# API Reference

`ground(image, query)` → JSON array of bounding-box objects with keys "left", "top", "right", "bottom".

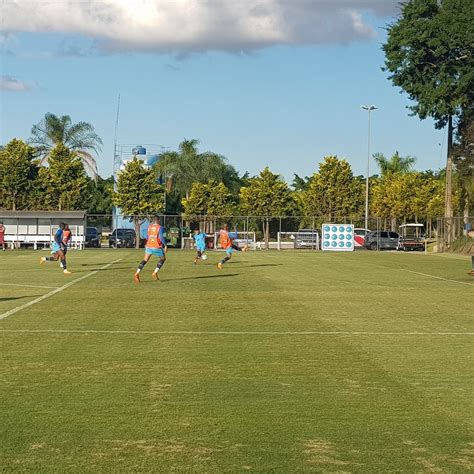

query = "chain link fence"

[{"left": 3, "top": 211, "right": 470, "bottom": 253}]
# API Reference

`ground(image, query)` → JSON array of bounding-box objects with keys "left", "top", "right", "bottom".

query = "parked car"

[
  {"left": 397, "top": 223, "right": 425, "bottom": 251},
  {"left": 85, "top": 227, "right": 101, "bottom": 248},
  {"left": 364, "top": 231, "right": 400, "bottom": 250},
  {"left": 294, "top": 229, "right": 320, "bottom": 249},
  {"left": 108, "top": 228, "right": 136, "bottom": 248},
  {"left": 354, "top": 228, "right": 371, "bottom": 247}
]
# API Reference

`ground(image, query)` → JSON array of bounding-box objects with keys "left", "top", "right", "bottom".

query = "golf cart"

[{"left": 397, "top": 223, "right": 425, "bottom": 251}]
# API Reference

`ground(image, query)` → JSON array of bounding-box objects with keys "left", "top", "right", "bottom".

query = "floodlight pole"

[{"left": 361, "top": 105, "right": 377, "bottom": 230}]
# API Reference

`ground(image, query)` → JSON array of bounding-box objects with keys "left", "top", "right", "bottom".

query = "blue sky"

[{"left": 1, "top": 1, "right": 447, "bottom": 183}]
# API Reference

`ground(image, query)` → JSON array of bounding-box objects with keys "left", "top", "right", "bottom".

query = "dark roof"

[{"left": 0, "top": 210, "right": 86, "bottom": 219}]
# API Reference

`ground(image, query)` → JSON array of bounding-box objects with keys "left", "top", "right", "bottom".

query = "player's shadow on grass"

[
  {"left": 246, "top": 263, "right": 283, "bottom": 268},
  {"left": 165, "top": 273, "right": 239, "bottom": 282},
  {"left": 0, "top": 295, "right": 41, "bottom": 301},
  {"left": 73, "top": 266, "right": 133, "bottom": 273}
]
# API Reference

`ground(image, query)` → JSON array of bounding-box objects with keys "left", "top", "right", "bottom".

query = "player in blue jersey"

[
  {"left": 192, "top": 228, "right": 208, "bottom": 264},
  {"left": 40, "top": 222, "right": 71, "bottom": 274}
]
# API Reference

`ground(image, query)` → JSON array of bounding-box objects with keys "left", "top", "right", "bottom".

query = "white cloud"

[
  {"left": 0, "top": 75, "right": 36, "bottom": 91},
  {"left": 2, "top": 0, "right": 398, "bottom": 54}
]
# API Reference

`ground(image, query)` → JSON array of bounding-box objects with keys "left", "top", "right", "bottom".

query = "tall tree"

[
  {"left": 371, "top": 172, "right": 447, "bottom": 230},
  {"left": 0, "top": 139, "right": 38, "bottom": 211},
  {"left": 383, "top": 0, "right": 474, "bottom": 220},
  {"left": 373, "top": 151, "right": 417, "bottom": 176},
  {"left": 154, "top": 139, "right": 241, "bottom": 209},
  {"left": 36, "top": 144, "right": 89, "bottom": 211},
  {"left": 84, "top": 176, "right": 115, "bottom": 215},
  {"left": 30, "top": 113, "right": 102, "bottom": 178},
  {"left": 182, "top": 181, "right": 235, "bottom": 233},
  {"left": 303, "top": 156, "right": 363, "bottom": 220},
  {"left": 239, "top": 167, "right": 294, "bottom": 249},
  {"left": 453, "top": 106, "right": 474, "bottom": 217},
  {"left": 114, "top": 157, "right": 165, "bottom": 248}
]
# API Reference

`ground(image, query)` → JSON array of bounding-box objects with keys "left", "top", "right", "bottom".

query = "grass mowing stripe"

[
  {"left": 0, "top": 258, "right": 122, "bottom": 320},
  {"left": 400, "top": 268, "right": 474, "bottom": 286},
  {"left": 1, "top": 329, "right": 473, "bottom": 335}
]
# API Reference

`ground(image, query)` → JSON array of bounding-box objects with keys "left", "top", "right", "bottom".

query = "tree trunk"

[
  {"left": 134, "top": 217, "right": 140, "bottom": 249},
  {"left": 445, "top": 115, "right": 454, "bottom": 244},
  {"left": 265, "top": 219, "right": 270, "bottom": 250}
]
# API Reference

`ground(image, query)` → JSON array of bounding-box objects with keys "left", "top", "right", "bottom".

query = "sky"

[{"left": 0, "top": 0, "right": 448, "bottom": 183}]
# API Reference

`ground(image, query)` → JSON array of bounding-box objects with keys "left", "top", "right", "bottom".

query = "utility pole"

[{"left": 361, "top": 105, "right": 378, "bottom": 230}]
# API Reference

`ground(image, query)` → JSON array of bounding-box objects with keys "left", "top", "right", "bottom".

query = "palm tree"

[
  {"left": 29, "top": 113, "right": 102, "bottom": 178},
  {"left": 154, "top": 139, "right": 240, "bottom": 200},
  {"left": 373, "top": 151, "right": 416, "bottom": 176}
]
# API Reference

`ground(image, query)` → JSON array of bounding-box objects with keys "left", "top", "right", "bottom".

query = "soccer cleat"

[
  {"left": 134, "top": 272, "right": 140, "bottom": 283},
  {"left": 63, "top": 269, "right": 72, "bottom": 275},
  {"left": 40, "top": 256, "right": 46, "bottom": 265},
  {"left": 217, "top": 262, "right": 223, "bottom": 270},
  {"left": 243, "top": 244, "right": 250, "bottom": 252},
  {"left": 151, "top": 271, "right": 159, "bottom": 281}
]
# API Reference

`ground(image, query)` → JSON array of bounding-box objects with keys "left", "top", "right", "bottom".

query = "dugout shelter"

[{"left": 0, "top": 210, "right": 86, "bottom": 249}]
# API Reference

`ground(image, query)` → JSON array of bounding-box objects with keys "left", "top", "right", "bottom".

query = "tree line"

[{"left": 0, "top": 133, "right": 467, "bottom": 229}]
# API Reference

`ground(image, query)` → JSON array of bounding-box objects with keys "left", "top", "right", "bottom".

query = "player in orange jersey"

[
  {"left": 217, "top": 224, "right": 248, "bottom": 269},
  {"left": 134, "top": 216, "right": 167, "bottom": 283}
]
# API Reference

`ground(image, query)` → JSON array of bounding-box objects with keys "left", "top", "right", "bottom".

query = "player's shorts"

[
  {"left": 196, "top": 246, "right": 206, "bottom": 253},
  {"left": 145, "top": 247, "right": 165, "bottom": 257},
  {"left": 225, "top": 247, "right": 233, "bottom": 256},
  {"left": 51, "top": 242, "right": 61, "bottom": 253}
]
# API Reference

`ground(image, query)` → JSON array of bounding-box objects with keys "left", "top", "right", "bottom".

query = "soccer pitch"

[{"left": 1, "top": 250, "right": 473, "bottom": 472}]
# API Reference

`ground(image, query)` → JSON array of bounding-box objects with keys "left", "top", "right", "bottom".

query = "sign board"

[{"left": 322, "top": 224, "right": 354, "bottom": 251}]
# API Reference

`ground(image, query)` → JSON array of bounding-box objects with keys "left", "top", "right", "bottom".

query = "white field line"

[
  {"left": 400, "top": 269, "right": 474, "bottom": 287},
  {"left": 0, "top": 259, "right": 122, "bottom": 321},
  {"left": 0, "top": 283, "right": 60, "bottom": 289},
  {"left": 1, "top": 329, "right": 473, "bottom": 336}
]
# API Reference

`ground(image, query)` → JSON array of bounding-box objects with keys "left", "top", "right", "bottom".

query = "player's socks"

[{"left": 137, "top": 260, "right": 147, "bottom": 271}]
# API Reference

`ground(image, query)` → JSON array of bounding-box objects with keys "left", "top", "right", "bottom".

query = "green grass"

[{"left": 1, "top": 249, "right": 473, "bottom": 472}]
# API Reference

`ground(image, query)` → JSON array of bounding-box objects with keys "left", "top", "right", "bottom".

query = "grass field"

[{"left": 1, "top": 249, "right": 473, "bottom": 472}]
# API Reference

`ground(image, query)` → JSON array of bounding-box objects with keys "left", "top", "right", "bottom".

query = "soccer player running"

[
  {"left": 217, "top": 224, "right": 248, "bottom": 269},
  {"left": 192, "top": 228, "right": 208, "bottom": 264},
  {"left": 134, "top": 215, "right": 167, "bottom": 283},
  {"left": 40, "top": 222, "right": 72, "bottom": 274},
  {"left": 60, "top": 224, "right": 72, "bottom": 268}
]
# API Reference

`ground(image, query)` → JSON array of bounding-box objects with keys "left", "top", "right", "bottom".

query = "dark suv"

[
  {"left": 109, "top": 228, "right": 136, "bottom": 248},
  {"left": 85, "top": 227, "right": 101, "bottom": 248},
  {"left": 364, "top": 231, "right": 399, "bottom": 250}
]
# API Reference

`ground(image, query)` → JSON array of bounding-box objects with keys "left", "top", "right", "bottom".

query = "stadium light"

[{"left": 361, "top": 105, "right": 378, "bottom": 230}]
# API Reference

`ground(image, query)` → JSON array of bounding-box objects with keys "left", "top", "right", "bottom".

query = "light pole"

[{"left": 361, "top": 105, "right": 377, "bottom": 230}]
